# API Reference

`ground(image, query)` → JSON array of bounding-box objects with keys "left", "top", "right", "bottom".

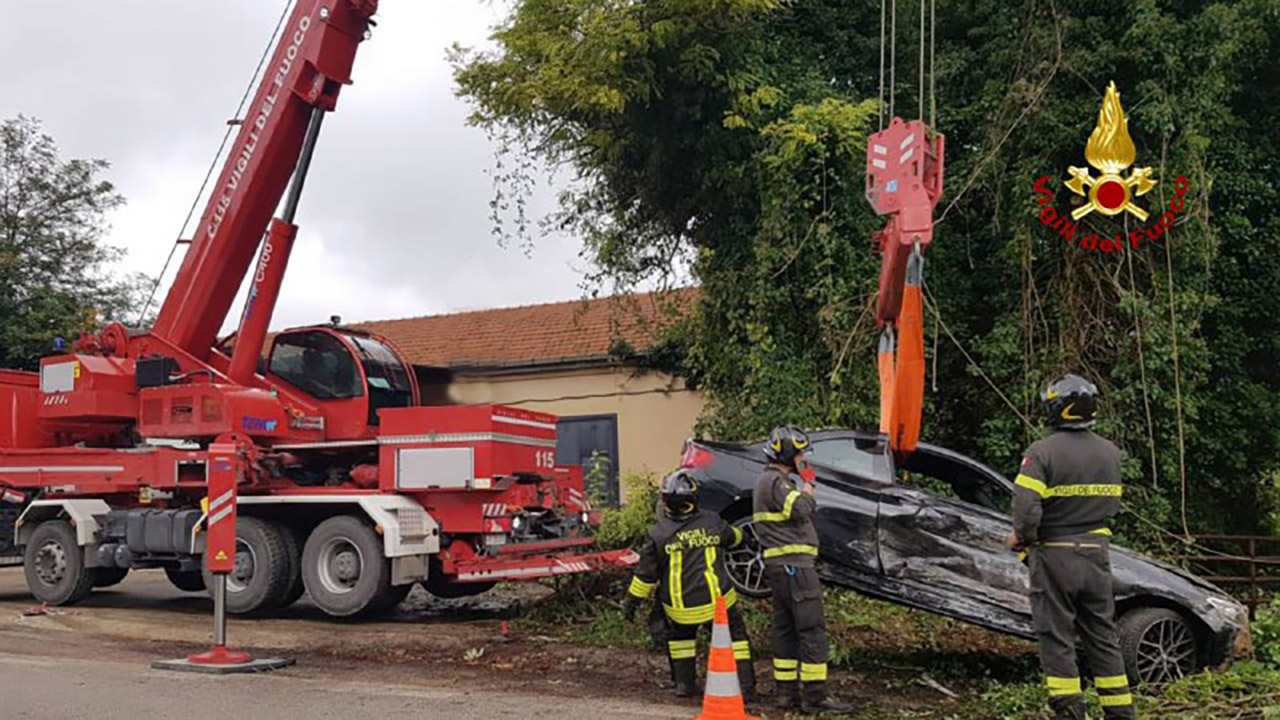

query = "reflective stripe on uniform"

[
  {"left": 1046, "top": 676, "right": 1082, "bottom": 696},
  {"left": 1015, "top": 474, "right": 1047, "bottom": 496},
  {"left": 663, "top": 589, "right": 738, "bottom": 624},
  {"left": 628, "top": 576, "right": 656, "bottom": 599},
  {"left": 1100, "top": 693, "right": 1134, "bottom": 707},
  {"left": 732, "top": 640, "right": 751, "bottom": 660},
  {"left": 1089, "top": 528, "right": 1113, "bottom": 536},
  {"left": 773, "top": 658, "right": 798, "bottom": 682},
  {"left": 669, "top": 549, "right": 684, "bottom": 610},
  {"left": 754, "top": 490, "right": 802, "bottom": 523},
  {"left": 667, "top": 639, "right": 697, "bottom": 659},
  {"left": 1015, "top": 476, "right": 1122, "bottom": 499},
  {"left": 763, "top": 544, "right": 818, "bottom": 558},
  {"left": 800, "top": 663, "right": 828, "bottom": 682},
  {"left": 704, "top": 547, "right": 722, "bottom": 601},
  {"left": 1095, "top": 675, "right": 1129, "bottom": 690}
]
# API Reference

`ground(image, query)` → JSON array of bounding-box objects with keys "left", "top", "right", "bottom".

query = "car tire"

[
  {"left": 24, "top": 520, "right": 95, "bottom": 606},
  {"left": 276, "top": 522, "right": 306, "bottom": 608},
  {"left": 1118, "top": 606, "right": 1200, "bottom": 685},
  {"left": 723, "top": 516, "right": 771, "bottom": 599},
  {"left": 93, "top": 567, "right": 130, "bottom": 588},
  {"left": 203, "top": 516, "right": 292, "bottom": 614},
  {"left": 165, "top": 568, "right": 207, "bottom": 592},
  {"left": 301, "top": 515, "right": 391, "bottom": 617}
]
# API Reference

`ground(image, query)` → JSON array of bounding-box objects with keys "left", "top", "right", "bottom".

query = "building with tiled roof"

[{"left": 352, "top": 288, "right": 701, "bottom": 503}]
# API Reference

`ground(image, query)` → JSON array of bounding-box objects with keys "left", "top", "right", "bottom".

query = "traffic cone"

[{"left": 693, "top": 595, "right": 759, "bottom": 720}]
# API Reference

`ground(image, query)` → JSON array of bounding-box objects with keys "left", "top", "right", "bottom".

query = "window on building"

[{"left": 556, "top": 414, "right": 620, "bottom": 506}]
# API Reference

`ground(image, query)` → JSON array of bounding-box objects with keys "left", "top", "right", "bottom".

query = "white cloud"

[{"left": 0, "top": 1, "right": 589, "bottom": 334}]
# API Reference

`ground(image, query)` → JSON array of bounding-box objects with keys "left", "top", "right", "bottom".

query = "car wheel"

[
  {"left": 1119, "top": 607, "right": 1200, "bottom": 685},
  {"left": 93, "top": 567, "right": 129, "bottom": 588},
  {"left": 724, "top": 516, "right": 770, "bottom": 599},
  {"left": 23, "top": 520, "right": 95, "bottom": 605}
]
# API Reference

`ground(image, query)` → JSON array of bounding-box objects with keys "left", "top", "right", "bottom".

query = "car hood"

[{"left": 1111, "top": 546, "right": 1250, "bottom": 637}]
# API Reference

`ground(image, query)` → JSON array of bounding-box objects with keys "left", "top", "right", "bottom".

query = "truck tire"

[
  {"left": 165, "top": 568, "right": 206, "bottom": 592},
  {"left": 93, "top": 567, "right": 129, "bottom": 588},
  {"left": 23, "top": 520, "right": 95, "bottom": 606},
  {"left": 301, "top": 515, "right": 391, "bottom": 617},
  {"left": 423, "top": 555, "right": 496, "bottom": 599},
  {"left": 203, "top": 516, "right": 292, "bottom": 614},
  {"left": 1118, "top": 606, "right": 1200, "bottom": 685},
  {"left": 276, "top": 523, "right": 306, "bottom": 608},
  {"left": 369, "top": 581, "right": 413, "bottom": 613}
]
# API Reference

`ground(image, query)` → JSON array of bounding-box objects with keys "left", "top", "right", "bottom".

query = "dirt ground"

[{"left": 0, "top": 568, "right": 1027, "bottom": 719}]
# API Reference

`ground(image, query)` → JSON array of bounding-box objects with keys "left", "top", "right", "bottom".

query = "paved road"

[{"left": 0, "top": 650, "right": 688, "bottom": 719}]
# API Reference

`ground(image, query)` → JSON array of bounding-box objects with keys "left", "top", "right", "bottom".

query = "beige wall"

[{"left": 446, "top": 365, "right": 704, "bottom": 501}]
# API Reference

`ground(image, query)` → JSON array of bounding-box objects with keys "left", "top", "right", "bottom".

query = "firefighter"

[
  {"left": 622, "top": 471, "right": 756, "bottom": 700},
  {"left": 754, "top": 426, "right": 853, "bottom": 714},
  {"left": 1008, "top": 374, "right": 1136, "bottom": 720}
]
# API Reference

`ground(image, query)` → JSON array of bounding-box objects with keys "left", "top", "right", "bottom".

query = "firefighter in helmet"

[
  {"left": 623, "top": 471, "right": 756, "bottom": 700},
  {"left": 754, "top": 426, "right": 853, "bottom": 714},
  {"left": 1008, "top": 374, "right": 1135, "bottom": 720}
]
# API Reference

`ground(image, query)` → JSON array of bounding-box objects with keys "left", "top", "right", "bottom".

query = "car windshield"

[{"left": 807, "top": 436, "right": 895, "bottom": 483}]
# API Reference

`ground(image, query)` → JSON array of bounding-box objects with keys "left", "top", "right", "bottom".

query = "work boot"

[
  {"left": 1050, "top": 696, "right": 1087, "bottom": 720},
  {"left": 773, "top": 680, "right": 802, "bottom": 709},
  {"left": 801, "top": 682, "right": 856, "bottom": 715},
  {"left": 671, "top": 658, "right": 699, "bottom": 698}
]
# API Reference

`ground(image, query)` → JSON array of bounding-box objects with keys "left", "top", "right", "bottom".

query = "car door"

[
  {"left": 805, "top": 434, "right": 892, "bottom": 575},
  {"left": 875, "top": 446, "right": 1032, "bottom": 633}
]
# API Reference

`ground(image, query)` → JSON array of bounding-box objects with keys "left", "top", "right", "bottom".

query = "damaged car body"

[{"left": 678, "top": 430, "right": 1251, "bottom": 685}]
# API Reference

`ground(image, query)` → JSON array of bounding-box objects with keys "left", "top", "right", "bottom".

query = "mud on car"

[{"left": 678, "top": 430, "right": 1251, "bottom": 685}]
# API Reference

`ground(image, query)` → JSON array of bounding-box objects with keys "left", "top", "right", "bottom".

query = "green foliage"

[
  {"left": 592, "top": 472, "right": 660, "bottom": 548},
  {"left": 1256, "top": 597, "right": 1280, "bottom": 668},
  {"left": 457, "top": 0, "right": 1280, "bottom": 536},
  {"left": 0, "top": 116, "right": 149, "bottom": 370}
]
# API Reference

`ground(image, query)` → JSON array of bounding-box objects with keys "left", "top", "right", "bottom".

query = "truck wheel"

[
  {"left": 369, "top": 581, "right": 413, "bottom": 613},
  {"left": 1119, "top": 606, "right": 1200, "bottom": 685},
  {"left": 93, "top": 567, "right": 129, "bottom": 588},
  {"left": 301, "top": 515, "right": 391, "bottom": 617},
  {"left": 276, "top": 523, "right": 306, "bottom": 608},
  {"left": 23, "top": 520, "right": 95, "bottom": 605},
  {"left": 203, "top": 516, "right": 292, "bottom": 614},
  {"left": 165, "top": 568, "right": 206, "bottom": 592}
]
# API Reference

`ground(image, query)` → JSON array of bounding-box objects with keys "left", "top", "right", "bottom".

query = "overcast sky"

[{"left": 1, "top": 1, "right": 592, "bottom": 331}]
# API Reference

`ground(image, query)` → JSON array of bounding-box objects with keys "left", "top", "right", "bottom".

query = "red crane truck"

[{"left": 0, "top": 0, "right": 635, "bottom": 617}]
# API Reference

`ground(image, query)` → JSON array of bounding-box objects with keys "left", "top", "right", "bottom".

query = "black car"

[{"left": 678, "top": 430, "right": 1251, "bottom": 685}]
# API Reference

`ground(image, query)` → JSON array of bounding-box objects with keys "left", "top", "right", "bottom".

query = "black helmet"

[
  {"left": 661, "top": 471, "right": 699, "bottom": 519},
  {"left": 764, "top": 425, "right": 810, "bottom": 467},
  {"left": 1042, "top": 374, "right": 1098, "bottom": 429}
]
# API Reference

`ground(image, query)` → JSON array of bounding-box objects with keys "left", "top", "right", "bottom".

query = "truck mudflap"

[{"left": 450, "top": 547, "right": 638, "bottom": 583}]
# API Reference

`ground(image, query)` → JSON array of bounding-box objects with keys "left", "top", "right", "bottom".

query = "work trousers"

[
  {"left": 766, "top": 564, "right": 830, "bottom": 705},
  {"left": 1030, "top": 538, "right": 1135, "bottom": 720},
  {"left": 665, "top": 605, "right": 755, "bottom": 697}
]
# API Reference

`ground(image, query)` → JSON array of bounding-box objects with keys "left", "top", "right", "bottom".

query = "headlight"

[
  {"left": 1205, "top": 595, "right": 1249, "bottom": 629},
  {"left": 581, "top": 511, "right": 591, "bottom": 525},
  {"left": 511, "top": 516, "right": 524, "bottom": 531}
]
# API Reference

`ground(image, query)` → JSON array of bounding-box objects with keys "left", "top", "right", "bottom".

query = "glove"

[{"left": 621, "top": 595, "right": 640, "bottom": 622}]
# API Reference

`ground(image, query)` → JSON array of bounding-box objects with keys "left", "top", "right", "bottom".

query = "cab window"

[{"left": 269, "top": 331, "right": 363, "bottom": 400}]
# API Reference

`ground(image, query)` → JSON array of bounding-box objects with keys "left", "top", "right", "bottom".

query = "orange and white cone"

[{"left": 693, "top": 595, "right": 759, "bottom": 720}]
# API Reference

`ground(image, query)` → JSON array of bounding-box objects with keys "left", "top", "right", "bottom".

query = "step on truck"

[{"left": 0, "top": 0, "right": 635, "bottom": 617}]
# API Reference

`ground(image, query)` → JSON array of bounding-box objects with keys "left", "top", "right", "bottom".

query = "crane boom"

[{"left": 153, "top": 0, "right": 377, "bottom": 359}]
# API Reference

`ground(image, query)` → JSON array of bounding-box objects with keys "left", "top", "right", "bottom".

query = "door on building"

[{"left": 556, "top": 414, "right": 620, "bottom": 506}]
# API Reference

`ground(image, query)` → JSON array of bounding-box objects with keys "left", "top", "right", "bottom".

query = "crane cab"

[{"left": 264, "top": 326, "right": 419, "bottom": 440}]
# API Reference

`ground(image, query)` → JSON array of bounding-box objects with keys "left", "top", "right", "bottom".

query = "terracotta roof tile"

[{"left": 352, "top": 288, "right": 696, "bottom": 369}]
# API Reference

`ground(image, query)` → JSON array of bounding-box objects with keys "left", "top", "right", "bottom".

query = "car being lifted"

[{"left": 678, "top": 430, "right": 1252, "bottom": 686}]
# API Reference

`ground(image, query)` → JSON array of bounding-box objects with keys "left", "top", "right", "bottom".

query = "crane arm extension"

[
  {"left": 152, "top": 0, "right": 378, "bottom": 360},
  {"left": 864, "top": 118, "right": 944, "bottom": 455}
]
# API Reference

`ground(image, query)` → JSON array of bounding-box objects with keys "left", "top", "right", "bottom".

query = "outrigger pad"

[{"left": 151, "top": 656, "right": 295, "bottom": 675}]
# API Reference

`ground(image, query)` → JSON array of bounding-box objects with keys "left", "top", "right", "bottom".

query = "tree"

[
  {"left": 0, "top": 115, "right": 147, "bottom": 370},
  {"left": 455, "top": 0, "right": 1280, "bottom": 535}
]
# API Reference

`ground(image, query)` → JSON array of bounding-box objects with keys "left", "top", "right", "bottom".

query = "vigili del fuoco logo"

[{"left": 1031, "top": 81, "right": 1188, "bottom": 252}]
